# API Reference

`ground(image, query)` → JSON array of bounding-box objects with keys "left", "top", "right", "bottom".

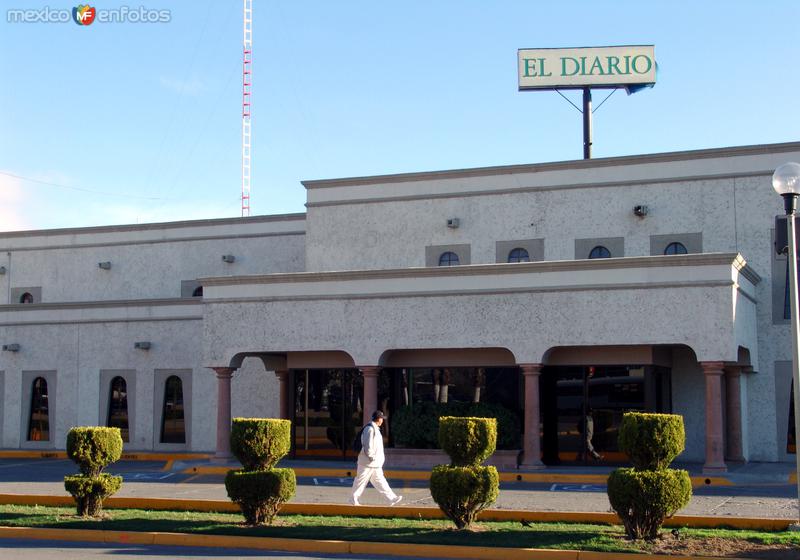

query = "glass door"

[{"left": 292, "top": 369, "right": 361, "bottom": 459}]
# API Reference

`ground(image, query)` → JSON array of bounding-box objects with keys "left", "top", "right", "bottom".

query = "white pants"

[{"left": 351, "top": 464, "right": 398, "bottom": 503}]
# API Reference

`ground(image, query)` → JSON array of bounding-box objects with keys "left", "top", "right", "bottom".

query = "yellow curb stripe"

[
  {"left": 161, "top": 459, "right": 174, "bottom": 471},
  {"left": 0, "top": 451, "right": 211, "bottom": 461},
  {"left": 0, "top": 525, "right": 737, "bottom": 560},
  {"left": 0, "top": 493, "right": 792, "bottom": 531}
]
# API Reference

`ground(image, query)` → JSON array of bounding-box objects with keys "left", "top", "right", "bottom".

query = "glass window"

[
  {"left": 20, "top": 292, "right": 33, "bottom": 304},
  {"left": 664, "top": 242, "right": 688, "bottom": 255},
  {"left": 107, "top": 376, "right": 129, "bottom": 442},
  {"left": 588, "top": 246, "right": 611, "bottom": 259},
  {"left": 161, "top": 375, "right": 185, "bottom": 444},
  {"left": 438, "top": 252, "right": 460, "bottom": 266},
  {"left": 507, "top": 248, "right": 530, "bottom": 263},
  {"left": 28, "top": 377, "right": 49, "bottom": 441},
  {"left": 192, "top": 286, "right": 203, "bottom": 297}
]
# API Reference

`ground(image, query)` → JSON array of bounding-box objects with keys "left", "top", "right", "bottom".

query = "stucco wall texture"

[{"left": 1, "top": 142, "right": 799, "bottom": 462}]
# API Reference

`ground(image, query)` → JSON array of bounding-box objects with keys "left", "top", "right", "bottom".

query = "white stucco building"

[{"left": 1, "top": 141, "right": 799, "bottom": 472}]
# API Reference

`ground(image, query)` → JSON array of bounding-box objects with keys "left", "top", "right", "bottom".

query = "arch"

[
  {"left": 28, "top": 377, "right": 49, "bottom": 441},
  {"left": 588, "top": 246, "right": 611, "bottom": 259},
  {"left": 507, "top": 247, "right": 530, "bottom": 263},
  {"left": 438, "top": 251, "right": 460, "bottom": 266},
  {"left": 379, "top": 347, "right": 517, "bottom": 368},
  {"left": 664, "top": 242, "right": 688, "bottom": 255},
  {"left": 160, "top": 375, "right": 185, "bottom": 444},
  {"left": 20, "top": 292, "right": 33, "bottom": 304},
  {"left": 541, "top": 344, "right": 698, "bottom": 367},
  {"left": 107, "top": 376, "right": 129, "bottom": 442},
  {"left": 192, "top": 286, "right": 203, "bottom": 297}
]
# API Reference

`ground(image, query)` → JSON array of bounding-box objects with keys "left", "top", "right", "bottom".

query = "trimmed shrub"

[
  {"left": 607, "top": 468, "right": 692, "bottom": 540},
  {"left": 230, "top": 418, "right": 291, "bottom": 470},
  {"left": 392, "top": 401, "right": 521, "bottom": 450},
  {"left": 64, "top": 473, "right": 122, "bottom": 517},
  {"left": 225, "top": 468, "right": 296, "bottom": 525},
  {"left": 66, "top": 426, "right": 123, "bottom": 477},
  {"left": 607, "top": 412, "right": 692, "bottom": 540},
  {"left": 63, "top": 426, "right": 123, "bottom": 517},
  {"left": 438, "top": 416, "right": 497, "bottom": 467},
  {"left": 430, "top": 416, "right": 499, "bottom": 530},
  {"left": 430, "top": 465, "right": 499, "bottom": 529},
  {"left": 226, "top": 417, "right": 296, "bottom": 525},
  {"left": 618, "top": 412, "right": 685, "bottom": 470}
]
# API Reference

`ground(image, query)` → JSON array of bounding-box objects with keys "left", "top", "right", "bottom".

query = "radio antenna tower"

[{"left": 241, "top": 0, "right": 252, "bottom": 217}]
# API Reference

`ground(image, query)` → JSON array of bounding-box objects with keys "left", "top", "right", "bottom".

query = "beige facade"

[{"left": 1, "top": 142, "right": 799, "bottom": 470}]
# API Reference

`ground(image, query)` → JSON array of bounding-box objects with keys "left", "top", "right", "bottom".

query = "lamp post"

[{"left": 773, "top": 162, "right": 800, "bottom": 526}]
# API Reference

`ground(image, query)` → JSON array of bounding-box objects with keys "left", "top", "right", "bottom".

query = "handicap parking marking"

[
  {"left": 312, "top": 477, "right": 352, "bottom": 486},
  {"left": 122, "top": 472, "right": 176, "bottom": 481},
  {"left": 549, "top": 483, "right": 606, "bottom": 492}
]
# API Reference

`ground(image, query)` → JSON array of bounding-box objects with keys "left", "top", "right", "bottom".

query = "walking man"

[{"left": 350, "top": 410, "right": 403, "bottom": 506}]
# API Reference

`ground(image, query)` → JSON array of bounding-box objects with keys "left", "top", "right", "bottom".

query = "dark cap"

[{"left": 371, "top": 410, "right": 386, "bottom": 421}]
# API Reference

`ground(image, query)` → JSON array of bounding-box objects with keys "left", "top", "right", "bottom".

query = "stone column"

[
  {"left": 701, "top": 361, "right": 727, "bottom": 473},
  {"left": 724, "top": 366, "right": 745, "bottom": 462},
  {"left": 210, "top": 367, "right": 236, "bottom": 461},
  {"left": 520, "top": 364, "right": 544, "bottom": 469},
  {"left": 360, "top": 367, "right": 380, "bottom": 426},
  {"left": 275, "top": 370, "right": 290, "bottom": 420}
]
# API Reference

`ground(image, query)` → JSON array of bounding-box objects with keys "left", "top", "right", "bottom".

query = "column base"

[
  {"left": 211, "top": 453, "right": 233, "bottom": 464},
  {"left": 702, "top": 464, "right": 728, "bottom": 474},
  {"left": 518, "top": 461, "right": 546, "bottom": 471}
]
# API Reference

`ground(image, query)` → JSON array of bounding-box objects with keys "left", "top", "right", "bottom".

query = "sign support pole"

[{"left": 582, "top": 87, "right": 592, "bottom": 159}]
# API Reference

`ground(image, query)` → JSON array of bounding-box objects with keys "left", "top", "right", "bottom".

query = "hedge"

[{"left": 230, "top": 418, "right": 291, "bottom": 471}]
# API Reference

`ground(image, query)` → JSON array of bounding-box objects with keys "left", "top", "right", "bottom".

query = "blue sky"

[{"left": 1, "top": 1, "right": 799, "bottom": 231}]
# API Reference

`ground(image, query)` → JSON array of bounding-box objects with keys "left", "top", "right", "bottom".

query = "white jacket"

[{"left": 357, "top": 421, "right": 385, "bottom": 468}]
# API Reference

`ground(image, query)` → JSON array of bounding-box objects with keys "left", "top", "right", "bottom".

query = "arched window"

[
  {"left": 507, "top": 247, "right": 530, "bottom": 263},
  {"left": 28, "top": 377, "right": 49, "bottom": 441},
  {"left": 161, "top": 375, "right": 185, "bottom": 444},
  {"left": 192, "top": 286, "right": 203, "bottom": 297},
  {"left": 588, "top": 246, "right": 611, "bottom": 259},
  {"left": 20, "top": 292, "right": 33, "bottom": 304},
  {"left": 438, "top": 251, "right": 460, "bottom": 266},
  {"left": 107, "top": 376, "right": 129, "bottom": 442},
  {"left": 664, "top": 242, "right": 688, "bottom": 255}
]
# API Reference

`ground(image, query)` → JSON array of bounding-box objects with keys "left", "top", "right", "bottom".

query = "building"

[{"left": 1, "top": 141, "right": 798, "bottom": 472}]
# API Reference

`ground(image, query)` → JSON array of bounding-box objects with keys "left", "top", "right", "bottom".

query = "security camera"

[{"left": 633, "top": 205, "right": 648, "bottom": 218}]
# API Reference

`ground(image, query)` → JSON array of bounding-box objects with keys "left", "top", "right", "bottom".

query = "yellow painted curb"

[
  {"left": 0, "top": 450, "right": 211, "bottom": 461},
  {"left": 0, "top": 493, "right": 791, "bottom": 531},
  {"left": 0, "top": 526, "right": 736, "bottom": 560}
]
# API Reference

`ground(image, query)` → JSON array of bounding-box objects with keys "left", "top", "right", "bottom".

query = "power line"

[{"left": 0, "top": 171, "right": 173, "bottom": 201}]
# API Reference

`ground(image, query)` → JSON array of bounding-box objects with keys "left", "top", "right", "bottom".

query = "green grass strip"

[{"left": 0, "top": 505, "right": 798, "bottom": 553}]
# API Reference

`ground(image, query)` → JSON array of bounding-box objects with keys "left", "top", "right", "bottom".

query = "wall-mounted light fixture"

[
  {"left": 633, "top": 205, "right": 649, "bottom": 218},
  {"left": 446, "top": 218, "right": 460, "bottom": 229},
  {"left": 98, "top": 261, "right": 112, "bottom": 270},
  {"left": 134, "top": 341, "right": 151, "bottom": 350},
  {"left": 0, "top": 266, "right": 6, "bottom": 275},
  {"left": 2, "top": 344, "right": 20, "bottom": 352},
  {"left": 221, "top": 254, "right": 236, "bottom": 263}
]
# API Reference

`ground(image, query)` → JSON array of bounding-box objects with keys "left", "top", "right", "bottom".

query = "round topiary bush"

[
  {"left": 66, "top": 426, "right": 123, "bottom": 477},
  {"left": 438, "top": 416, "right": 497, "bottom": 467},
  {"left": 607, "top": 468, "right": 692, "bottom": 540},
  {"left": 430, "top": 416, "right": 499, "bottom": 530},
  {"left": 226, "top": 417, "right": 296, "bottom": 525},
  {"left": 64, "top": 426, "right": 124, "bottom": 517},
  {"left": 230, "top": 418, "right": 291, "bottom": 471},
  {"left": 618, "top": 412, "right": 685, "bottom": 470},
  {"left": 64, "top": 473, "right": 123, "bottom": 517},
  {"left": 430, "top": 464, "right": 499, "bottom": 529},
  {"left": 225, "top": 468, "right": 297, "bottom": 525}
]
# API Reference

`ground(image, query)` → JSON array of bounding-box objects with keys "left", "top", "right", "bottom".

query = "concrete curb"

[
  {"left": 0, "top": 493, "right": 791, "bottom": 531},
  {"left": 0, "top": 525, "right": 738, "bottom": 560}
]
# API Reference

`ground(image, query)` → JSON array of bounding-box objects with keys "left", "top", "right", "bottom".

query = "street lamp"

[{"left": 773, "top": 161, "right": 800, "bottom": 527}]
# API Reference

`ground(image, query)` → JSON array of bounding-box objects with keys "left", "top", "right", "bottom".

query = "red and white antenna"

[{"left": 241, "top": 0, "right": 252, "bottom": 217}]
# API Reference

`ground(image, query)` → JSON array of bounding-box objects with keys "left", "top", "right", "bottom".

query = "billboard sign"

[{"left": 518, "top": 45, "right": 656, "bottom": 90}]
